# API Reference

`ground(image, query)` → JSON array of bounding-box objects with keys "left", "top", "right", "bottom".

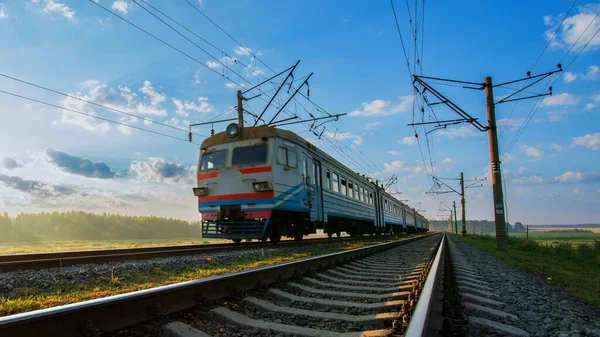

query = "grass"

[
  {"left": 0, "top": 238, "right": 232, "bottom": 255},
  {"left": 0, "top": 235, "right": 412, "bottom": 317},
  {"left": 457, "top": 234, "right": 600, "bottom": 308},
  {"left": 509, "top": 231, "right": 600, "bottom": 245}
]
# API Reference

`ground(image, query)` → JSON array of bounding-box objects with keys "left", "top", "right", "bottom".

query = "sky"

[{"left": 0, "top": 0, "right": 599, "bottom": 224}]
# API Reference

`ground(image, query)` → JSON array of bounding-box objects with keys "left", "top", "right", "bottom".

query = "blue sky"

[{"left": 0, "top": 0, "right": 598, "bottom": 224}]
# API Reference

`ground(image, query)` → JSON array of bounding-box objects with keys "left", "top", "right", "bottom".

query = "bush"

[
  {"left": 577, "top": 244, "right": 597, "bottom": 260},
  {"left": 553, "top": 241, "right": 575, "bottom": 258}
]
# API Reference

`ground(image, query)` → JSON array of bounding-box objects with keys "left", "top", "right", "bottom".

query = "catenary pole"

[
  {"left": 484, "top": 77, "right": 508, "bottom": 250},
  {"left": 460, "top": 172, "right": 466, "bottom": 235},
  {"left": 453, "top": 200, "right": 458, "bottom": 235}
]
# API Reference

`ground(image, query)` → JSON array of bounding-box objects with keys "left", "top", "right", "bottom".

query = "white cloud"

[
  {"left": 206, "top": 61, "right": 220, "bottom": 69},
  {"left": 400, "top": 136, "right": 416, "bottom": 145},
  {"left": 502, "top": 153, "right": 516, "bottom": 163},
  {"left": 233, "top": 46, "right": 261, "bottom": 57},
  {"left": 117, "top": 124, "right": 132, "bottom": 135},
  {"left": 383, "top": 161, "right": 422, "bottom": 174},
  {"left": 544, "top": 4, "right": 600, "bottom": 52},
  {"left": 584, "top": 103, "right": 598, "bottom": 111},
  {"left": 563, "top": 65, "right": 600, "bottom": 83},
  {"left": 0, "top": 4, "right": 7, "bottom": 19},
  {"left": 323, "top": 131, "right": 363, "bottom": 147},
  {"left": 437, "top": 126, "right": 476, "bottom": 139},
  {"left": 513, "top": 175, "right": 544, "bottom": 184},
  {"left": 172, "top": 96, "right": 214, "bottom": 116},
  {"left": 111, "top": 1, "right": 129, "bottom": 15},
  {"left": 563, "top": 72, "right": 577, "bottom": 83},
  {"left": 130, "top": 157, "right": 195, "bottom": 183},
  {"left": 246, "top": 64, "right": 264, "bottom": 77},
  {"left": 547, "top": 110, "right": 563, "bottom": 122},
  {"left": 225, "top": 83, "right": 238, "bottom": 89},
  {"left": 524, "top": 146, "right": 543, "bottom": 158},
  {"left": 32, "top": 0, "right": 75, "bottom": 20},
  {"left": 348, "top": 96, "right": 413, "bottom": 116},
  {"left": 555, "top": 171, "right": 600, "bottom": 183},
  {"left": 573, "top": 188, "right": 581, "bottom": 195},
  {"left": 541, "top": 93, "right": 579, "bottom": 107},
  {"left": 497, "top": 117, "right": 525, "bottom": 128},
  {"left": 590, "top": 91, "right": 600, "bottom": 102},
  {"left": 571, "top": 133, "right": 600, "bottom": 150},
  {"left": 551, "top": 143, "right": 565, "bottom": 152},
  {"left": 518, "top": 167, "right": 530, "bottom": 174},
  {"left": 389, "top": 150, "right": 400, "bottom": 156},
  {"left": 364, "top": 122, "right": 381, "bottom": 130},
  {"left": 58, "top": 79, "right": 171, "bottom": 133}
]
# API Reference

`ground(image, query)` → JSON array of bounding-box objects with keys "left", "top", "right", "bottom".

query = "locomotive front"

[{"left": 193, "top": 124, "right": 279, "bottom": 243}]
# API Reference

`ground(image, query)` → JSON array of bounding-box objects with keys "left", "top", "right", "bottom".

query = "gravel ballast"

[
  {"left": 450, "top": 235, "right": 600, "bottom": 337},
  {"left": 0, "top": 240, "right": 390, "bottom": 300}
]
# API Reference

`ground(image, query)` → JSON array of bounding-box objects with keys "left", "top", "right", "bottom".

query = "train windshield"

[
  {"left": 199, "top": 149, "right": 228, "bottom": 171},
  {"left": 232, "top": 144, "right": 268, "bottom": 166}
]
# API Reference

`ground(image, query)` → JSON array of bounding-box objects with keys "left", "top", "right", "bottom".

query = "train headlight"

[
  {"left": 193, "top": 187, "right": 208, "bottom": 196},
  {"left": 226, "top": 123, "right": 240, "bottom": 138},
  {"left": 253, "top": 181, "right": 272, "bottom": 192}
]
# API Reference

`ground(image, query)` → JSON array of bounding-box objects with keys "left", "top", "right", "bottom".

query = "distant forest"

[
  {"left": 429, "top": 219, "right": 522, "bottom": 234},
  {"left": 0, "top": 211, "right": 201, "bottom": 243}
]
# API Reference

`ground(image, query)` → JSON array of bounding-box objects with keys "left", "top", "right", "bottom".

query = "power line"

[
  {"left": 182, "top": 0, "right": 277, "bottom": 75},
  {"left": 137, "top": 0, "right": 265, "bottom": 78},
  {"left": 499, "top": 0, "right": 578, "bottom": 139},
  {"left": 131, "top": 0, "right": 253, "bottom": 87},
  {"left": 87, "top": 0, "right": 246, "bottom": 90},
  {"left": 503, "top": 13, "right": 600, "bottom": 155},
  {"left": 389, "top": 0, "right": 413, "bottom": 78},
  {"left": 0, "top": 73, "right": 207, "bottom": 137},
  {"left": 0, "top": 89, "right": 199, "bottom": 144}
]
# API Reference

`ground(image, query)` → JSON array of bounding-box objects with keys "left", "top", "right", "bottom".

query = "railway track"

[
  {"left": 0, "top": 233, "right": 444, "bottom": 337},
  {"left": 0, "top": 234, "right": 387, "bottom": 272}
]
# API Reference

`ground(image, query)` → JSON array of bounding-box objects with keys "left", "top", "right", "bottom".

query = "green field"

[
  {"left": 509, "top": 231, "right": 600, "bottom": 245},
  {"left": 458, "top": 234, "right": 600, "bottom": 308}
]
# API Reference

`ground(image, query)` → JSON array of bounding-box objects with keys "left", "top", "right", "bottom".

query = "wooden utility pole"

[
  {"left": 449, "top": 210, "right": 453, "bottom": 232},
  {"left": 460, "top": 172, "right": 466, "bottom": 236},
  {"left": 453, "top": 201, "right": 458, "bottom": 235},
  {"left": 484, "top": 77, "right": 508, "bottom": 250},
  {"left": 236, "top": 90, "right": 244, "bottom": 128}
]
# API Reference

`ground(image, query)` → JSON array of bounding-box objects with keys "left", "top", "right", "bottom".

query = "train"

[{"left": 193, "top": 123, "right": 429, "bottom": 243}]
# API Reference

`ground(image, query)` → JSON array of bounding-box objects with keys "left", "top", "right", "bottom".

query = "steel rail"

[
  {"left": 405, "top": 233, "right": 446, "bottom": 336},
  {"left": 0, "top": 233, "right": 438, "bottom": 337},
  {"left": 0, "top": 235, "right": 383, "bottom": 272}
]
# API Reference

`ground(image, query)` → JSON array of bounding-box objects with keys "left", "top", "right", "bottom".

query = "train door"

[{"left": 310, "top": 158, "right": 324, "bottom": 224}]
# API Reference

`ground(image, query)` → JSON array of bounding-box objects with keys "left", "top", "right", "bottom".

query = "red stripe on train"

[
  {"left": 238, "top": 166, "right": 272, "bottom": 174},
  {"left": 197, "top": 172, "right": 219, "bottom": 180},
  {"left": 198, "top": 191, "right": 275, "bottom": 202}
]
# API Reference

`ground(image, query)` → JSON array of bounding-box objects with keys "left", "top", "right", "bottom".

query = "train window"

[
  {"left": 232, "top": 144, "right": 267, "bottom": 166},
  {"left": 199, "top": 149, "right": 228, "bottom": 171},
  {"left": 384, "top": 199, "right": 388, "bottom": 211},
  {"left": 348, "top": 182, "right": 354, "bottom": 198},
  {"left": 332, "top": 172, "right": 339, "bottom": 192},
  {"left": 341, "top": 178, "right": 347, "bottom": 195},
  {"left": 276, "top": 147, "right": 297, "bottom": 168},
  {"left": 354, "top": 184, "right": 359, "bottom": 200},
  {"left": 359, "top": 187, "right": 363, "bottom": 202},
  {"left": 325, "top": 169, "right": 331, "bottom": 190},
  {"left": 369, "top": 193, "right": 373, "bottom": 205}
]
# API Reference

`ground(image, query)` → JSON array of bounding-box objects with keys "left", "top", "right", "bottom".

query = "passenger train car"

[{"left": 193, "top": 124, "right": 428, "bottom": 243}]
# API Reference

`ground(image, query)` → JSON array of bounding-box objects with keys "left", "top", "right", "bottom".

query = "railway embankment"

[
  {"left": 0, "top": 237, "right": 401, "bottom": 317},
  {"left": 451, "top": 234, "right": 600, "bottom": 337}
]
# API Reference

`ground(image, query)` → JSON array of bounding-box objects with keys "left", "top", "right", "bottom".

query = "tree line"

[
  {"left": 0, "top": 211, "right": 201, "bottom": 243},
  {"left": 429, "top": 219, "right": 523, "bottom": 234}
]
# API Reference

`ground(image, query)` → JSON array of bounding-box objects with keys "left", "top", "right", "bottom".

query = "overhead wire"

[
  {"left": 503, "top": 12, "right": 600, "bottom": 156},
  {"left": 0, "top": 73, "right": 207, "bottom": 137},
  {"left": 0, "top": 89, "right": 199, "bottom": 144}
]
